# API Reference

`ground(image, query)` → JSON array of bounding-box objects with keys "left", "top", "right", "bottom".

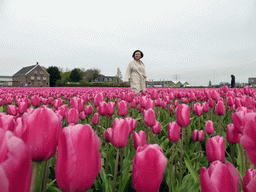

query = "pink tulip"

[
  {"left": 85, "top": 105, "right": 93, "bottom": 115},
  {"left": 56, "top": 124, "right": 101, "bottom": 192},
  {"left": 126, "top": 92, "right": 135, "bottom": 102},
  {"left": 152, "top": 121, "right": 161, "bottom": 134},
  {"left": 167, "top": 122, "right": 181, "bottom": 142},
  {"left": 107, "top": 102, "right": 115, "bottom": 116},
  {"left": 244, "top": 85, "right": 250, "bottom": 95},
  {"left": 226, "top": 96, "right": 234, "bottom": 106},
  {"left": 66, "top": 108, "right": 79, "bottom": 125},
  {"left": 111, "top": 118, "right": 130, "bottom": 148},
  {"left": 232, "top": 111, "right": 246, "bottom": 133},
  {"left": 7, "top": 105, "right": 17, "bottom": 116},
  {"left": 118, "top": 100, "right": 128, "bottom": 116},
  {"left": 18, "top": 101, "right": 28, "bottom": 114},
  {"left": 174, "top": 100, "right": 179, "bottom": 107},
  {"left": 144, "top": 108, "right": 156, "bottom": 127},
  {"left": 208, "top": 98, "right": 215, "bottom": 108},
  {"left": 92, "top": 113, "right": 99, "bottom": 125},
  {"left": 155, "top": 98, "right": 162, "bottom": 106},
  {"left": 243, "top": 169, "right": 256, "bottom": 192},
  {"left": 198, "top": 130, "right": 205, "bottom": 142},
  {"left": 205, "top": 120, "right": 214, "bottom": 135},
  {"left": 133, "top": 131, "right": 147, "bottom": 150},
  {"left": 202, "top": 102, "right": 209, "bottom": 113},
  {"left": 175, "top": 104, "right": 190, "bottom": 127},
  {"left": 79, "top": 111, "right": 86, "bottom": 121},
  {"left": 140, "top": 96, "right": 146, "bottom": 108},
  {"left": 226, "top": 123, "right": 241, "bottom": 144},
  {"left": 0, "top": 129, "right": 31, "bottom": 192},
  {"left": 215, "top": 101, "right": 225, "bottom": 116},
  {"left": 104, "top": 128, "right": 113, "bottom": 143},
  {"left": 191, "top": 130, "right": 198, "bottom": 142},
  {"left": 0, "top": 114, "right": 15, "bottom": 131},
  {"left": 151, "top": 89, "right": 158, "bottom": 100},
  {"left": 0, "top": 98, "right": 3, "bottom": 106},
  {"left": 132, "top": 144, "right": 167, "bottom": 192},
  {"left": 94, "top": 93, "right": 104, "bottom": 107},
  {"left": 145, "top": 99, "right": 154, "bottom": 110},
  {"left": 206, "top": 136, "right": 225, "bottom": 163},
  {"left": 234, "top": 98, "right": 241, "bottom": 108},
  {"left": 193, "top": 102, "right": 203, "bottom": 116},
  {"left": 240, "top": 114, "right": 256, "bottom": 167},
  {"left": 200, "top": 161, "right": 240, "bottom": 192},
  {"left": 31, "top": 95, "right": 40, "bottom": 107},
  {"left": 130, "top": 99, "right": 137, "bottom": 108},
  {"left": 97, "top": 101, "right": 108, "bottom": 116}
]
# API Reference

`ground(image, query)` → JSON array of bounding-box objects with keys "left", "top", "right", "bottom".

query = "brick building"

[{"left": 12, "top": 62, "right": 50, "bottom": 87}]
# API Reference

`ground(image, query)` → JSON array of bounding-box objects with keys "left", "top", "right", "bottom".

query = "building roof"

[{"left": 13, "top": 65, "right": 36, "bottom": 76}]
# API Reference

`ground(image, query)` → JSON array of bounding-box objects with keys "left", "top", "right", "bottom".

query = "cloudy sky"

[{"left": 0, "top": 0, "right": 255, "bottom": 86}]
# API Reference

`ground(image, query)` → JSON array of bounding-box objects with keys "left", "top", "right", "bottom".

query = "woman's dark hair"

[
  {"left": 132, "top": 50, "right": 143, "bottom": 58},
  {"left": 231, "top": 74, "right": 235, "bottom": 77}
]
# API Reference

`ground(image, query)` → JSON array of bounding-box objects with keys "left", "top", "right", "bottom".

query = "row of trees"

[{"left": 46, "top": 66, "right": 122, "bottom": 87}]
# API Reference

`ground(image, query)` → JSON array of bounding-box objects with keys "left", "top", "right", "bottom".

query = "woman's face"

[{"left": 134, "top": 52, "right": 141, "bottom": 60}]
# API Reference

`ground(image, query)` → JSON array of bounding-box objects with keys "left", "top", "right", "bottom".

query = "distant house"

[
  {"left": 94, "top": 75, "right": 122, "bottom": 84},
  {"left": 0, "top": 76, "right": 12, "bottom": 87},
  {"left": 12, "top": 62, "right": 50, "bottom": 87},
  {"left": 147, "top": 80, "right": 189, "bottom": 88},
  {"left": 248, "top": 78, "right": 256, "bottom": 87}
]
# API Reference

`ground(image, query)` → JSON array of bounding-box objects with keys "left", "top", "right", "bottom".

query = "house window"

[
  {"left": 14, "top": 77, "right": 18, "bottom": 81},
  {"left": 109, "top": 78, "right": 112, "bottom": 81},
  {"left": 46, "top": 82, "right": 48, "bottom": 85},
  {"left": 34, "top": 70, "right": 37, "bottom": 74},
  {"left": 28, "top": 82, "right": 31, "bottom": 85},
  {"left": 37, "top": 76, "right": 41, "bottom": 80},
  {"left": 104, "top": 78, "right": 108, "bottom": 81},
  {"left": 40, "top": 71, "right": 43, "bottom": 74},
  {"left": 31, "top": 76, "right": 35, "bottom": 80},
  {"left": 43, "top": 77, "right": 46, "bottom": 80}
]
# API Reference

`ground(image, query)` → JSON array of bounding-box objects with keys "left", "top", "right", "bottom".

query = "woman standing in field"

[{"left": 124, "top": 50, "right": 148, "bottom": 94}]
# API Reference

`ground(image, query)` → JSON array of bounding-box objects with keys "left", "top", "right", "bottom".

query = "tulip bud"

[
  {"left": 144, "top": 108, "right": 156, "bottom": 127},
  {"left": 56, "top": 124, "right": 101, "bottom": 192},
  {"left": 193, "top": 102, "right": 203, "bottom": 116},
  {"left": 104, "top": 128, "right": 113, "bottom": 143},
  {"left": 133, "top": 131, "right": 147, "bottom": 150},
  {"left": 0, "top": 129, "right": 31, "bottom": 192},
  {"left": 206, "top": 136, "right": 225, "bottom": 163},
  {"left": 97, "top": 101, "right": 108, "bottom": 116},
  {"left": 226, "top": 123, "right": 242, "bottom": 144},
  {"left": 205, "top": 120, "right": 214, "bottom": 135},
  {"left": 92, "top": 113, "right": 99, "bottom": 125},
  {"left": 215, "top": 101, "right": 225, "bottom": 116},
  {"left": 200, "top": 161, "right": 240, "bottom": 192},
  {"left": 130, "top": 99, "right": 137, "bottom": 108},
  {"left": 107, "top": 102, "right": 115, "bottom": 116},
  {"left": 176, "top": 104, "right": 190, "bottom": 127},
  {"left": 243, "top": 169, "right": 256, "bottom": 192},
  {"left": 118, "top": 100, "right": 128, "bottom": 116},
  {"left": 174, "top": 100, "right": 179, "bottom": 107},
  {"left": 145, "top": 99, "right": 154, "bottom": 110},
  {"left": 226, "top": 96, "right": 234, "bottom": 106},
  {"left": 167, "top": 122, "right": 181, "bottom": 142},
  {"left": 198, "top": 130, "right": 205, "bottom": 142},
  {"left": 152, "top": 121, "right": 161, "bottom": 134},
  {"left": 66, "top": 108, "right": 79, "bottom": 125},
  {"left": 31, "top": 95, "right": 40, "bottom": 107},
  {"left": 7, "top": 105, "right": 17, "bottom": 116},
  {"left": 132, "top": 144, "right": 167, "bottom": 192},
  {"left": 208, "top": 98, "right": 215, "bottom": 108},
  {"left": 79, "top": 111, "right": 86, "bottom": 121},
  {"left": 0, "top": 114, "right": 15, "bottom": 131},
  {"left": 151, "top": 89, "right": 158, "bottom": 100},
  {"left": 85, "top": 105, "right": 93, "bottom": 115},
  {"left": 155, "top": 98, "right": 162, "bottom": 106},
  {"left": 191, "top": 130, "right": 198, "bottom": 142},
  {"left": 111, "top": 119, "right": 130, "bottom": 148},
  {"left": 18, "top": 101, "right": 28, "bottom": 114},
  {"left": 202, "top": 102, "right": 209, "bottom": 113}
]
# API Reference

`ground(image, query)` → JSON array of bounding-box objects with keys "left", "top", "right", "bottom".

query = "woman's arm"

[{"left": 124, "top": 62, "right": 132, "bottom": 82}]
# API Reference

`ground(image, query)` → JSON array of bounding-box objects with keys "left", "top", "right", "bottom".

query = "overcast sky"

[{"left": 0, "top": 0, "right": 255, "bottom": 86}]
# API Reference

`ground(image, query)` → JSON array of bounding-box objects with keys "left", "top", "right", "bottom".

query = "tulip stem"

[
  {"left": 179, "top": 127, "right": 184, "bottom": 185},
  {"left": 170, "top": 143, "right": 176, "bottom": 192},
  {"left": 105, "top": 142, "right": 109, "bottom": 174},
  {"left": 120, "top": 148, "right": 124, "bottom": 180},
  {"left": 112, "top": 148, "right": 120, "bottom": 192},
  {"left": 99, "top": 116, "right": 103, "bottom": 138},
  {"left": 198, "top": 116, "right": 200, "bottom": 130},
  {"left": 150, "top": 127, "right": 152, "bottom": 144},
  {"left": 218, "top": 116, "right": 222, "bottom": 136},
  {"left": 42, "top": 160, "right": 50, "bottom": 192},
  {"left": 30, "top": 162, "right": 40, "bottom": 192},
  {"left": 195, "top": 142, "right": 200, "bottom": 170},
  {"left": 241, "top": 146, "right": 244, "bottom": 173},
  {"left": 155, "top": 134, "right": 158, "bottom": 144},
  {"left": 245, "top": 152, "right": 248, "bottom": 170},
  {"left": 231, "top": 144, "right": 235, "bottom": 165}
]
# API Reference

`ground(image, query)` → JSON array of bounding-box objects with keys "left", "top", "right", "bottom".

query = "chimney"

[{"left": 36, "top": 62, "right": 39, "bottom": 65}]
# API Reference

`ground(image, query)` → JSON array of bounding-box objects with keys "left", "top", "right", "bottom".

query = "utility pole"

[{"left": 172, "top": 74, "right": 180, "bottom": 81}]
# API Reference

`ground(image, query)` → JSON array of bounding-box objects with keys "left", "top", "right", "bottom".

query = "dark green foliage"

[
  {"left": 69, "top": 68, "right": 83, "bottom": 82},
  {"left": 46, "top": 66, "right": 61, "bottom": 87}
]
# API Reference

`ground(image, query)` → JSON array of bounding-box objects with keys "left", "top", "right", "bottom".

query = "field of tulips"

[{"left": 1, "top": 86, "right": 256, "bottom": 192}]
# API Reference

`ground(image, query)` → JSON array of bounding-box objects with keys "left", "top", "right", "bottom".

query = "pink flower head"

[
  {"left": 152, "top": 121, "right": 161, "bottom": 134},
  {"left": 118, "top": 100, "right": 128, "bottom": 117},
  {"left": 205, "top": 120, "right": 214, "bottom": 135},
  {"left": 144, "top": 108, "right": 156, "bottom": 127},
  {"left": 226, "top": 123, "right": 242, "bottom": 144},
  {"left": 200, "top": 161, "right": 240, "bottom": 192},
  {"left": 104, "top": 128, "right": 113, "bottom": 143},
  {"left": 175, "top": 104, "right": 190, "bottom": 127},
  {"left": 206, "top": 136, "right": 225, "bottom": 163},
  {"left": 66, "top": 108, "right": 79, "bottom": 125},
  {"left": 215, "top": 101, "right": 225, "bottom": 116},
  {"left": 133, "top": 131, "right": 147, "bottom": 150},
  {"left": 167, "top": 122, "right": 181, "bottom": 142},
  {"left": 243, "top": 169, "right": 256, "bottom": 192},
  {"left": 91, "top": 113, "right": 99, "bottom": 125},
  {"left": 111, "top": 119, "right": 130, "bottom": 148}
]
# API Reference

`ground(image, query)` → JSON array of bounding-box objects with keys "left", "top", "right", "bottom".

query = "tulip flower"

[
  {"left": 215, "top": 101, "right": 225, "bottom": 116},
  {"left": 85, "top": 105, "right": 93, "bottom": 115},
  {"left": 144, "top": 108, "right": 156, "bottom": 127},
  {"left": 155, "top": 98, "right": 162, "bottom": 106},
  {"left": 240, "top": 114, "right": 256, "bottom": 167},
  {"left": 130, "top": 99, "right": 137, "bottom": 108},
  {"left": 0, "top": 114, "right": 15, "bottom": 131},
  {"left": 191, "top": 130, "right": 198, "bottom": 142},
  {"left": 79, "top": 111, "right": 86, "bottom": 121},
  {"left": 226, "top": 96, "right": 234, "bottom": 106},
  {"left": 94, "top": 93, "right": 104, "bottom": 107},
  {"left": 111, "top": 118, "right": 130, "bottom": 148},
  {"left": 133, "top": 131, "right": 147, "bottom": 150},
  {"left": 18, "top": 101, "right": 28, "bottom": 114},
  {"left": 200, "top": 161, "right": 240, "bottom": 192},
  {"left": 132, "top": 144, "right": 167, "bottom": 192},
  {"left": 104, "top": 128, "right": 113, "bottom": 143},
  {"left": 145, "top": 99, "right": 154, "bottom": 110},
  {"left": 175, "top": 104, "right": 190, "bottom": 127},
  {"left": 139, "top": 96, "right": 146, "bottom": 108},
  {"left": 168, "top": 122, "right": 181, "bottom": 142},
  {"left": 66, "top": 108, "right": 79, "bottom": 125},
  {"left": 174, "top": 100, "right": 179, "bottom": 107},
  {"left": 92, "top": 113, "right": 99, "bottom": 125},
  {"left": 107, "top": 102, "right": 115, "bottom": 116},
  {"left": 31, "top": 95, "right": 40, "bottom": 107},
  {"left": 242, "top": 169, "right": 256, "bottom": 192},
  {"left": 126, "top": 92, "right": 135, "bottom": 102},
  {"left": 205, "top": 120, "right": 214, "bottom": 135},
  {"left": 118, "top": 100, "right": 128, "bottom": 117},
  {"left": 151, "top": 89, "right": 158, "bottom": 100},
  {"left": 56, "top": 124, "right": 101, "bottom": 192},
  {"left": 152, "top": 121, "right": 161, "bottom": 135},
  {"left": 198, "top": 130, "right": 205, "bottom": 142},
  {"left": 7, "top": 105, "right": 17, "bottom": 116},
  {"left": 97, "top": 101, "right": 108, "bottom": 116},
  {"left": 208, "top": 98, "right": 215, "bottom": 108},
  {"left": 206, "top": 136, "right": 225, "bottom": 163},
  {"left": 226, "top": 123, "right": 241, "bottom": 144},
  {"left": 0, "top": 98, "right": 3, "bottom": 106},
  {"left": 202, "top": 102, "right": 209, "bottom": 113},
  {"left": 0, "top": 129, "right": 31, "bottom": 192}
]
